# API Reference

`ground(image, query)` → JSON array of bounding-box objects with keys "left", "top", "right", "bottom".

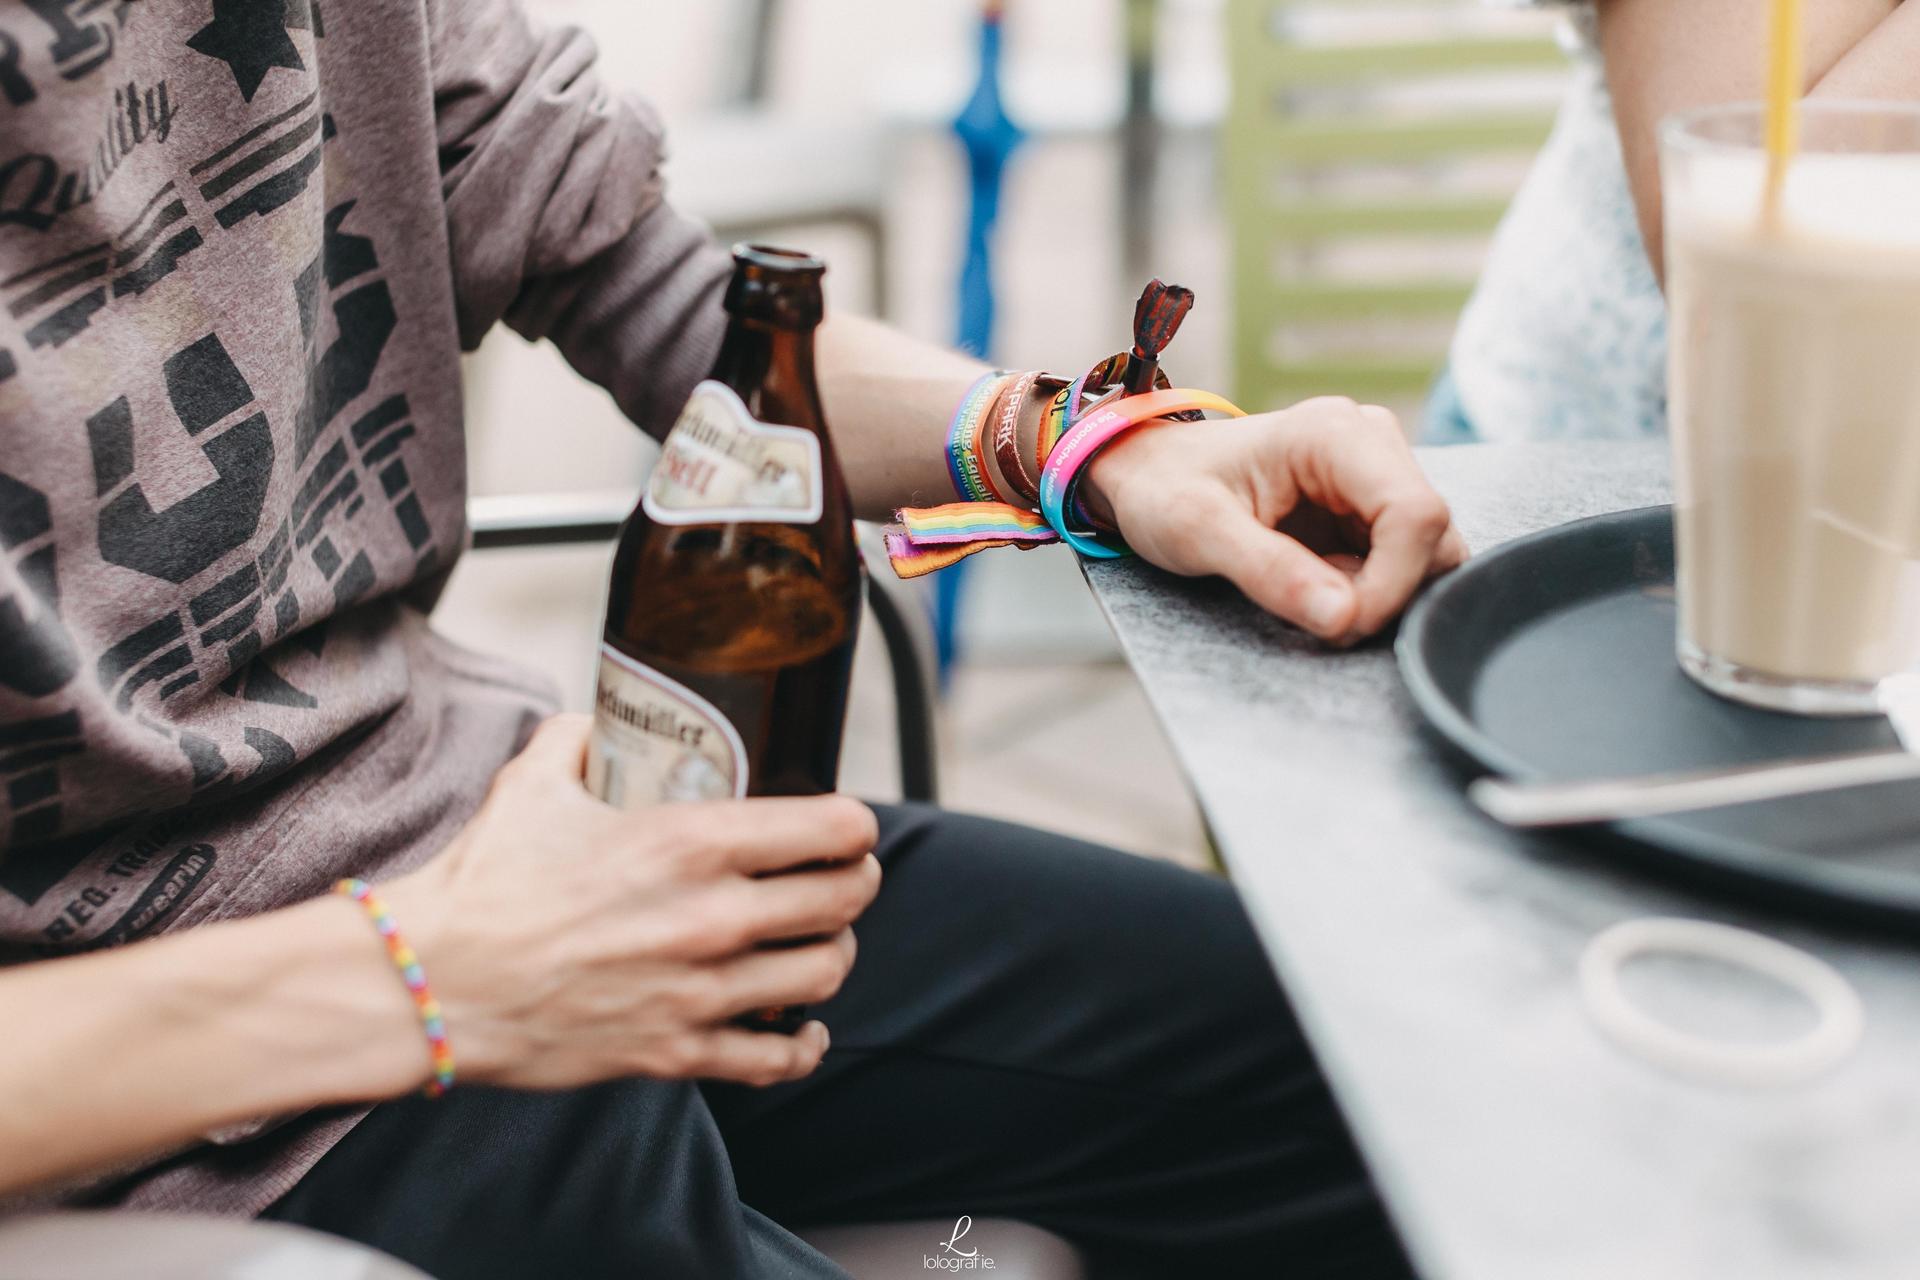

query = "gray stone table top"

[{"left": 1083, "top": 441, "right": 1920, "bottom": 1280}]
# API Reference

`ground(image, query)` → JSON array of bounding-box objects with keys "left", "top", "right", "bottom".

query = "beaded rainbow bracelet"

[{"left": 336, "top": 877, "right": 456, "bottom": 1098}]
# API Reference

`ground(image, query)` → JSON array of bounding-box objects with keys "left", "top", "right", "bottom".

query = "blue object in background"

[
  {"left": 937, "top": 2, "right": 1025, "bottom": 680},
  {"left": 954, "top": 4, "right": 1023, "bottom": 362}
]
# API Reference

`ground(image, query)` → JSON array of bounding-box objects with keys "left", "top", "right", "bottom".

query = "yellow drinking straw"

[{"left": 1762, "top": 0, "right": 1804, "bottom": 230}]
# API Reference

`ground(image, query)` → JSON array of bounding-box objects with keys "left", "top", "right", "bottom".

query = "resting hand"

[
  {"left": 1080, "top": 396, "right": 1469, "bottom": 644},
  {"left": 386, "top": 715, "right": 880, "bottom": 1091}
]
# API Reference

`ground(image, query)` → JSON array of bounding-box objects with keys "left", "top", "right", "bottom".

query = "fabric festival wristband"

[
  {"left": 969, "top": 373, "right": 1027, "bottom": 506},
  {"left": 884, "top": 503, "right": 1056, "bottom": 579},
  {"left": 983, "top": 370, "right": 1043, "bottom": 505},
  {"left": 996, "top": 373, "right": 1063, "bottom": 507},
  {"left": 1039, "top": 388, "right": 1245, "bottom": 559},
  {"left": 336, "top": 877, "right": 456, "bottom": 1098},
  {"left": 1036, "top": 380, "right": 1077, "bottom": 480},
  {"left": 945, "top": 372, "right": 1006, "bottom": 503}
]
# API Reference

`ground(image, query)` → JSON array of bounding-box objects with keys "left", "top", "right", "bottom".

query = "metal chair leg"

[{"left": 864, "top": 565, "right": 940, "bottom": 804}]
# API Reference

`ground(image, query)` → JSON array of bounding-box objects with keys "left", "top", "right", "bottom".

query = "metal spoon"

[{"left": 1470, "top": 674, "right": 1920, "bottom": 828}]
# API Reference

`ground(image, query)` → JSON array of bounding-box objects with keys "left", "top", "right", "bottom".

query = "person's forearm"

[
  {"left": 815, "top": 314, "right": 989, "bottom": 521},
  {"left": 1598, "top": 0, "right": 1904, "bottom": 277},
  {"left": 0, "top": 895, "right": 425, "bottom": 1197}
]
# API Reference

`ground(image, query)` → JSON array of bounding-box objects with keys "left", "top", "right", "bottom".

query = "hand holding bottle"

[{"left": 385, "top": 715, "right": 880, "bottom": 1091}]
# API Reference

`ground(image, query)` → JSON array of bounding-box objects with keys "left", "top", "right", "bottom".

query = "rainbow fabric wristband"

[
  {"left": 884, "top": 503, "right": 1056, "bottom": 579},
  {"left": 891, "top": 502, "right": 1057, "bottom": 547},
  {"left": 336, "top": 877, "right": 456, "bottom": 1098}
]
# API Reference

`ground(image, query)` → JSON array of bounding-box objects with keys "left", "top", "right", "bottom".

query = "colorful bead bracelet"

[{"left": 336, "top": 877, "right": 456, "bottom": 1098}]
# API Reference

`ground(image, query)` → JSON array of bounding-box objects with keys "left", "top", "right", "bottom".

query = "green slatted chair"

[{"left": 1223, "top": 0, "right": 1568, "bottom": 415}]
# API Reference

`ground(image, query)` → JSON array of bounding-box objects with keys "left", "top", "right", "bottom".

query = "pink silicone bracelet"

[{"left": 1037, "top": 388, "right": 1245, "bottom": 558}]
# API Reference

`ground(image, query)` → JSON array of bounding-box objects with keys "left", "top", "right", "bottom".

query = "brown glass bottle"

[
  {"left": 589, "top": 245, "right": 862, "bottom": 809},
  {"left": 586, "top": 248, "right": 860, "bottom": 1032}
]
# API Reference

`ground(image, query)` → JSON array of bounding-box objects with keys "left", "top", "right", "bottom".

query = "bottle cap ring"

[{"left": 1578, "top": 917, "right": 1864, "bottom": 1088}]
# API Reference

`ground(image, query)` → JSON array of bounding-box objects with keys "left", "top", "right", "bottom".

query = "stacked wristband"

[
  {"left": 981, "top": 370, "right": 1042, "bottom": 504},
  {"left": 888, "top": 356, "right": 1243, "bottom": 578},
  {"left": 944, "top": 371, "right": 1006, "bottom": 504},
  {"left": 1037, "top": 388, "right": 1244, "bottom": 558},
  {"left": 336, "top": 877, "right": 456, "bottom": 1098}
]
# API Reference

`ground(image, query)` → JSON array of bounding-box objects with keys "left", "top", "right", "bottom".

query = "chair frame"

[{"left": 1223, "top": 0, "right": 1565, "bottom": 408}]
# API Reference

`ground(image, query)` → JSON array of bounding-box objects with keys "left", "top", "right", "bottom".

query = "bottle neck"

[{"left": 709, "top": 313, "right": 825, "bottom": 435}]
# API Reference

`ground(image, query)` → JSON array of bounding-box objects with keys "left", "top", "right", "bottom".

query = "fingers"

[
  {"left": 692, "top": 797, "right": 880, "bottom": 875},
  {"left": 689, "top": 1021, "right": 831, "bottom": 1087},
  {"left": 729, "top": 855, "right": 881, "bottom": 946},
  {"left": 706, "top": 930, "right": 858, "bottom": 1019},
  {"left": 1346, "top": 490, "right": 1456, "bottom": 639},
  {"left": 1299, "top": 408, "right": 1460, "bottom": 639},
  {"left": 1208, "top": 503, "right": 1360, "bottom": 639}
]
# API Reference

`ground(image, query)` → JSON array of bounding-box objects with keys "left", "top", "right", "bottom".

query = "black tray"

[{"left": 1397, "top": 504, "right": 1920, "bottom": 929}]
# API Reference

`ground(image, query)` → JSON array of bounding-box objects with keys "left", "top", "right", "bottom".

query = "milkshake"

[{"left": 1663, "top": 103, "right": 1920, "bottom": 715}]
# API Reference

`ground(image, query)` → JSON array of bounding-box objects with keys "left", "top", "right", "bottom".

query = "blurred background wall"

[{"left": 439, "top": 0, "right": 1568, "bottom": 860}]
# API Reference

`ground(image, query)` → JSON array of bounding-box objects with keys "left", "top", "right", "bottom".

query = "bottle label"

[
  {"left": 642, "top": 380, "right": 824, "bottom": 526},
  {"left": 587, "top": 645, "right": 749, "bottom": 808}
]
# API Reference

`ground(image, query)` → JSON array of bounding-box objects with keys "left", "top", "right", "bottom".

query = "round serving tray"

[{"left": 1397, "top": 504, "right": 1920, "bottom": 928}]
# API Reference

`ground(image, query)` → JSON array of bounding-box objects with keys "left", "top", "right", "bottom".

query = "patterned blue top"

[{"left": 1432, "top": 3, "right": 1670, "bottom": 442}]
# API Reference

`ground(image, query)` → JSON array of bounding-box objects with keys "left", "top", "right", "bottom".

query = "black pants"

[{"left": 266, "top": 806, "right": 1411, "bottom": 1278}]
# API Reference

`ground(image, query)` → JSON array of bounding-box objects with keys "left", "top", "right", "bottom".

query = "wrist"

[
  {"left": 1078, "top": 443, "right": 1132, "bottom": 530},
  {"left": 378, "top": 865, "right": 525, "bottom": 1089},
  {"left": 304, "top": 892, "right": 439, "bottom": 1099},
  {"left": 0, "top": 895, "right": 437, "bottom": 1197},
  {"left": 170, "top": 892, "right": 436, "bottom": 1114}
]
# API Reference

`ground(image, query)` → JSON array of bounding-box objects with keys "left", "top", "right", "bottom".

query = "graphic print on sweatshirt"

[{"left": 0, "top": 0, "right": 448, "bottom": 953}]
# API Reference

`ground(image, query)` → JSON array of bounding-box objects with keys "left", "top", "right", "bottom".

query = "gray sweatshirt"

[{"left": 0, "top": 0, "right": 729, "bottom": 1214}]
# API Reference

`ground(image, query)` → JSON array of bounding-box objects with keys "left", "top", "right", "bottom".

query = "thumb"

[
  {"left": 1211, "top": 506, "right": 1358, "bottom": 640},
  {"left": 515, "top": 712, "right": 594, "bottom": 777}
]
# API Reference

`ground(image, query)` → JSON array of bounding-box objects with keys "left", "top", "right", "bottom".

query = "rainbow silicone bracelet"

[
  {"left": 1038, "top": 388, "right": 1245, "bottom": 558},
  {"left": 336, "top": 877, "right": 456, "bottom": 1097},
  {"left": 1041, "top": 353, "right": 1178, "bottom": 499}
]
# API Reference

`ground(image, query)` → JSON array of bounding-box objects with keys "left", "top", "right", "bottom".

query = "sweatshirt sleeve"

[{"left": 426, "top": 0, "right": 730, "bottom": 438}]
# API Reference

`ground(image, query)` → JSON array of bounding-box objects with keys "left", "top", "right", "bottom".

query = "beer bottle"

[
  {"left": 589, "top": 245, "right": 862, "bottom": 810},
  {"left": 588, "top": 248, "right": 860, "bottom": 1032}
]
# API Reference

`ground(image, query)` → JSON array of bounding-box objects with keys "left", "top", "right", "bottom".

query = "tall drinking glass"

[{"left": 1663, "top": 102, "right": 1920, "bottom": 716}]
